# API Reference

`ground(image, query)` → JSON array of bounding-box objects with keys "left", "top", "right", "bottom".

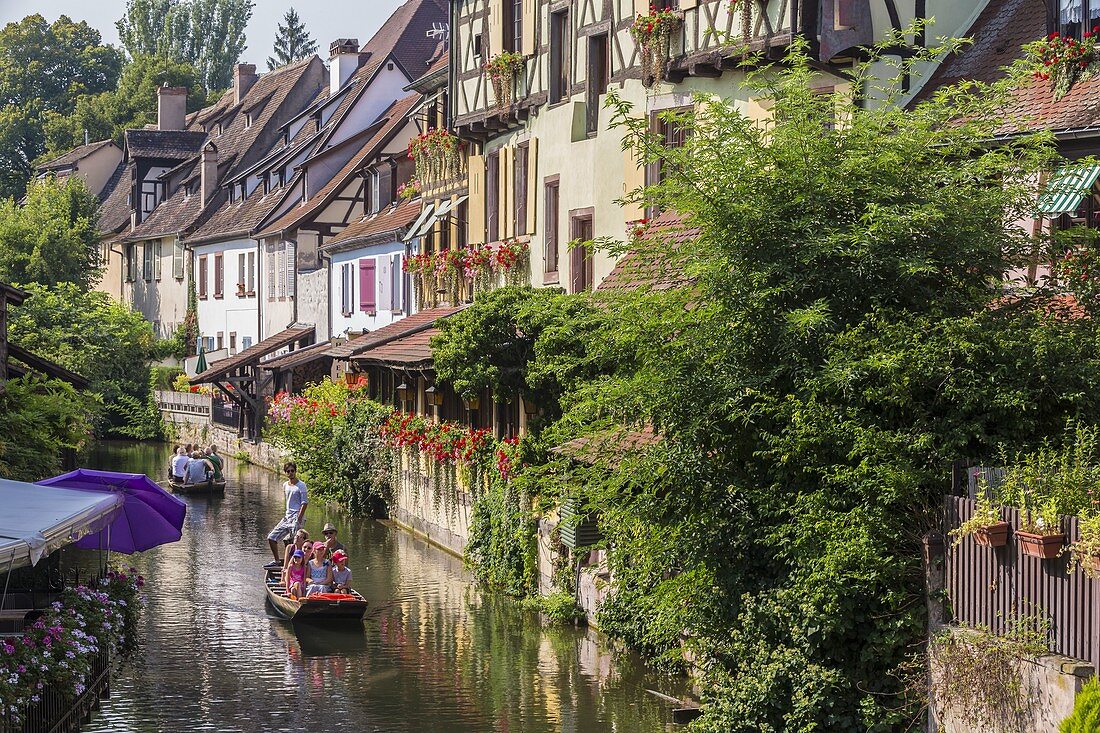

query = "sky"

[{"left": 0, "top": 0, "right": 406, "bottom": 65}]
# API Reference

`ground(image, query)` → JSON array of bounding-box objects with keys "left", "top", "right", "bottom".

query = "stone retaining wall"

[{"left": 159, "top": 408, "right": 286, "bottom": 472}]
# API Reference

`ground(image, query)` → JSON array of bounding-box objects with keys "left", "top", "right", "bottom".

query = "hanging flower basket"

[
  {"left": 973, "top": 521, "right": 1012, "bottom": 548},
  {"left": 397, "top": 179, "right": 421, "bottom": 200},
  {"left": 1030, "top": 30, "right": 1100, "bottom": 100},
  {"left": 407, "top": 128, "right": 465, "bottom": 186},
  {"left": 484, "top": 52, "right": 526, "bottom": 109},
  {"left": 631, "top": 5, "right": 682, "bottom": 89}
]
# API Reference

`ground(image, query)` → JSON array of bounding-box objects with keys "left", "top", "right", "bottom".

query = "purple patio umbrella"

[{"left": 37, "top": 469, "right": 187, "bottom": 554}]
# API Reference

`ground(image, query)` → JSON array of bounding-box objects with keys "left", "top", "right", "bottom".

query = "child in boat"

[
  {"left": 305, "top": 542, "right": 333, "bottom": 596},
  {"left": 286, "top": 549, "right": 306, "bottom": 598},
  {"left": 331, "top": 550, "right": 351, "bottom": 593},
  {"left": 282, "top": 529, "right": 310, "bottom": 571}
]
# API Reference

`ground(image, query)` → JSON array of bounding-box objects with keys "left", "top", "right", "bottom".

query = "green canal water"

[{"left": 82, "top": 441, "right": 685, "bottom": 732}]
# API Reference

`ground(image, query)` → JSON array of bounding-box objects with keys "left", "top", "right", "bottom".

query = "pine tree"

[{"left": 267, "top": 8, "right": 317, "bottom": 71}]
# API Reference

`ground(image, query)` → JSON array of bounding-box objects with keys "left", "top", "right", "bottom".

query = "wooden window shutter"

[
  {"left": 680, "top": 0, "right": 698, "bottom": 9},
  {"left": 522, "top": 0, "right": 537, "bottom": 55},
  {"left": 214, "top": 253, "right": 223, "bottom": 295},
  {"left": 837, "top": 0, "right": 857, "bottom": 28},
  {"left": 266, "top": 245, "right": 276, "bottom": 299},
  {"left": 173, "top": 239, "right": 185, "bottom": 279},
  {"left": 153, "top": 240, "right": 162, "bottom": 280},
  {"left": 392, "top": 253, "right": 404, "bottom": 312},
  {"left": 489, "top": 0, "right": 504, "bottom": 55},
  {"left": 503, "top": 147, "right": 515, "bottom": 239},
  {"left": 633, "top": 0, "right": 649, "bottom": 16},
  {"left": 378, "top": 254, "right": 393, "bottom": 310},
  {"left": 569, "top": 243, "right": 582, "bottom": 293},
  {"left": 526, "top": 138, "right": 538, "bottom": 235},
  {"left": 238, "top": 252, "right": 246, "bottom": 287},
  {"left": 286, "top": 241, "right": 296, "bottom": 297},
  {"left": 359, "top": 258, "right": 376, "bottom": 312},
  {"left": 468, "top": 154, "right": 486, "bottom": 244},
  {"left": 198, "top": 255, "right": 208, "bottom": 297}
]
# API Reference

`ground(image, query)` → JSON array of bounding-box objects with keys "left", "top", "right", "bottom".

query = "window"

[
  {"left": 359, "top": 258, "right": 376, "bottom": 314},
  {"left": 507, "top": 0, "right": 523, "bottom": 53},
  {"left": 198, "top": 255, "right": 208, "bottom": 298},
  {"left": 203, "top": 336, "right": 215, "bottom": 352},
  {"left": 173, "top": 238, "right": 185, "bottom": 279},
  {"left": 216, "top": 331, "right": 224, "bottom": 350},
  {"left": 569, "top": 211, "right": 594, "bottom": 293},
  {"left": 340, "top": 262, "right": 354, "bottom": 315},
  {"left": 1060, "top": 0, "right": 1100, "bottom": 38},
  {"left": 549, "top": 11, "right": 569, "bottom": 104},
  {"left": 586, "top": 34, "right": 610, "bottom": 136},
  {"left": 242, "top": 336, "right": 253, "bottom": 349},
  {"left": 286, "top": 241, "right": 296, "bottom": 298},
  {"left": 487, "top": 151, "right": 501, "bottom": 242},
  {"left": 473, "top": 33, "right": 483, "bottom": 60},
  {"left": 229, "top": 332, "right": 237, "bottom": 351},
  {"left": 238, "top": 252, "right": 247, "bottom": 295},
  {"left": 515, "top": 143, "right": 529, "bottom": 236},
  {"left": 646, "top": 107, "right": 693, "bottom": 193},
  {"left": 247, "top": 251, "right": 256, "bottom": 294},
  {"left": 456, "top": 200, "right": 468, "bottom": 249},
  {"left": 276, "top": 245, "right": 285, "bottom": 299},
  {"left": 214, "top": 253, "right": 224, "bottom": 297},
  {"left": 125, "top": 244, "right": 137, "bottom": 282},
  {"left": 544, "top": 177, "right": 560, "bottom": 277}
]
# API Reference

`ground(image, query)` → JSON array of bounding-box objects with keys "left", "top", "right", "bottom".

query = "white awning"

[
  {"left": 417, "top": 195, "right": 469, "bottom": 237},
  {"left": 403, "top": 203, "right": 436, "bottom": 242},
  {"left": 0, "top": 479, "right": 123, "bottom": 575}
]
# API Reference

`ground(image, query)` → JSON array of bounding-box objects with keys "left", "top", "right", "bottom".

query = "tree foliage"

[
  {"left": 43, "top": 54, "right": 207, "bottom": 157},
  {"left": 0, "top": 375, "right": 98, "bottom": 482},
  {"left": 267, "top": 8, "right": 317, "bottom": 71},
  {"left": 0, "top": 14, "right": 122, "bottom": 199},
  {"left": 0, "top": 175, "right": 101, "bottom": 290},
  {"left": 116, "top": 0, "right": 255, "bottom": 91},
  {"left": 495, "top": 38, "right": 1100, "bottom": 730},
  {"left": 6, "top": 282, "right": 161, "bottom": 435}
]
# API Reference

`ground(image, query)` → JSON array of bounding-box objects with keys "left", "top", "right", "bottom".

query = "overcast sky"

[{"left": 0, "top": 1, "right": 407, "bottom": 66}]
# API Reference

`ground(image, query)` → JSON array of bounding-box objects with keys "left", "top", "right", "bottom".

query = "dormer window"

[
  {"left": 1059, "top": 0, "right": 1100, "bottom": 39},
  {"left": 263, "top": 173, "right": 270, "bottom": 194},
  {"left": 229, "top": 185, "right": 236, "bottom": 203},
  {"left": 245, "top": 113, "right": 253, "bottom": 129}
]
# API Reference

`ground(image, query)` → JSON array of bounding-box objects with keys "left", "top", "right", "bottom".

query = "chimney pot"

[
  {"left": 201, "top": 142, "right": 219, "bottom": 205},
  {"left": 328, "top": 38, "right": 362, "bottom": 96},
  {"left": 234, "top": 63, "right": 258, "bottom": 105},
  {"left": 157, "top": 85, "right": 187, "bottom": 131}
]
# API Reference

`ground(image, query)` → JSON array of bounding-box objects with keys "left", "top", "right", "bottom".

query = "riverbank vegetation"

[{"left": 266, "top": 37, "right": 1100, "bottom": 731}]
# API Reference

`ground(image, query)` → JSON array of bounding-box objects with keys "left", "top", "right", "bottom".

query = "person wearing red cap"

[{"left": 331, "top": 550, "right": 352, "bottom": 593}]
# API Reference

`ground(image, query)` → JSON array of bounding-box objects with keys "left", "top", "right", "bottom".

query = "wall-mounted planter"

[
  {"left": 1017, "top": 531, "right": 1065, "bottom": 559},
  {"left": 973, "top": 522, "right": 1011, "bottom": 548}
]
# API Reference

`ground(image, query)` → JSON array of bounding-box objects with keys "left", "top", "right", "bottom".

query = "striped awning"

[{"left": 1037, "top": 164, "right": 1100, "bottom": 215}]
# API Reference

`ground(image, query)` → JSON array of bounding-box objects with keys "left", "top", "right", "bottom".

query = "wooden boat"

[
  {"left": 264, "top": 567, "right": 368, "bottom": 621},
  {"left": 168, "top": 475, "right": 226, "bottom": 494}
]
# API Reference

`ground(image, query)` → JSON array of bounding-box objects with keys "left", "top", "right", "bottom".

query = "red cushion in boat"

[{"left": 301, "top": 593, "right": 359, "bottom": 602}]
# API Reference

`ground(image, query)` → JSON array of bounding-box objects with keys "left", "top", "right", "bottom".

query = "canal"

[{"left": 82, "top": 441, "right": 685, "bottom": 732}]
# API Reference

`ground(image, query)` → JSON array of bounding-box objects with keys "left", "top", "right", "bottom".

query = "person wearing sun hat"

[
  {"left": 320, "top": 522, "right": 345, "bottom": 553},
  {"left": 331, "top": 550, "right": 352, "bottom": 593}
]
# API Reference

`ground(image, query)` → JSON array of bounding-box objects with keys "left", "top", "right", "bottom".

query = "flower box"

[
  {"left": 973, "top": 521, "right": 1011, "bottom": 548},
  {"left": 1017, "top": 530, "right": 1065, "bottom": 559}
]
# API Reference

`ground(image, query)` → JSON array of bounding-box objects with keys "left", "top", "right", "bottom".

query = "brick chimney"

[
  {"left": 201, "top": 142, "right": 219, "bottom": 205},
  {"left": 234, "top": 63, "right": 258, "bottom": 105},
  {"left": 329, "top": 39, "right": 362, "bottom": 96},
  {"left": 157, "top": 85, "right": 187, "bottom": 131}
]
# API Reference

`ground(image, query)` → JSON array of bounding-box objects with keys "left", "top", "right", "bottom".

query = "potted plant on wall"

[
  {"left": 950, "top": 492, "right": 1011, "bottom": 548},
  {"left": 1016, "top": 497, "right": 1066, "bottom": 559},
  {"left": 1068, "top": 512, "right": 1100, "bottom": 576}
]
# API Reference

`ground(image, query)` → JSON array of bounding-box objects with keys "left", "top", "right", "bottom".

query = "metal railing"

[
  {"left": 945, "top": 495, "right": 1100, "bottom": 670},
  {"left": 210, "top": 400, "right": 240, "bottom": 430},
  {"left": 0, "top": 647, "right": 110, "bottom": 733}
]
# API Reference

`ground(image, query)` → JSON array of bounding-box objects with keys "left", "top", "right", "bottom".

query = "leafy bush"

[
  {"left": 0, "top": 375, "right": 98, "bottom": 481},
  {"left": 1062, "top": 679, "right": 1100, "bottom": 732}
]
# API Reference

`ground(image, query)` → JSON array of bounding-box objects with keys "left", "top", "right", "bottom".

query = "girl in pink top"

[{"left": 286, "top": 549, "right": 306, "bottom": 598}]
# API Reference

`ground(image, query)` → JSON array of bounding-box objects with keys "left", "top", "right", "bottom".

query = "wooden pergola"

[{"left": 191, "top": 325, "right": 314, "bottom": 440}]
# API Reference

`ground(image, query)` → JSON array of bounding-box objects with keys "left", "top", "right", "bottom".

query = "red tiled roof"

[
  {"left": 255, "top": 93, "right": 420, "bottom": 238},
  {"left": 322, "top": 199, "right": 422, "bottom": 250},
  {"left": 97, "top": 162, "right": 133, "bottom": 235},
  {"left": 331, "top": 304, "right": 466, "bottom": 359},
  {"left": 351, "top": 327, "right": 437, "bottom": 366},
  {"left": 911, "top": 0, "right": 1100, "bottom": 135},
  {"left": 551, "top": 426, "right": 662, "bottom": 467},
  {"left": 125, "top": 130, "right": 208, "bottom": 160},
  {"left": 597, "top": 212, "right": 698, "bottom": 293},
  {"left": 186, "top": 183, "right": 289, "bottom": 244},
  {"left": 260, "top": 340, "right": 334, "bottom": 370},
  {"left": 192, "top": 325, "right": 314, "bottom": 384},
  {"left": 361, "top": 0, "right": 448, "bottom": 77}
]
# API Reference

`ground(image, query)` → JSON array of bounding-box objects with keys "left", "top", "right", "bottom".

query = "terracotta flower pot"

[
  {"left": 1017, "top": 530, "right": 1065, "bottom": 559},
  {"left": 974, "top": 522, "right": 1011, "bottom": 548}
]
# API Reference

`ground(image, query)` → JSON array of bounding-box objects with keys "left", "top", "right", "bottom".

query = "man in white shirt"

[
  {"left": 266, "top": 462, "right": 308, "bottom": 564},
  {"left": 170, "top": 447, "right": 189, "bottom": 481}
]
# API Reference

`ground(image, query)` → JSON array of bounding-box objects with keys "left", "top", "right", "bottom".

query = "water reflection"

[{"left": 81, "top": 441, "right": 682, "bottom": 732}]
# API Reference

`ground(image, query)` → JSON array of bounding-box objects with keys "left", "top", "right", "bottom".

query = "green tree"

[
  {"left": 0, "top": 175, "right": 101, "bottom": 290},
  {"left": 507, "top": 38, "right": 1100, "bottom": 730},
  {"left": 0, "top": 14, "right": 123, "bottom": 198},
  {"left": 6, "top": 282, "right": 161, "bottom": 435},
  {"left": 0, "top": 375, "right": 98, "bottom": 481},
  {"left": 267, "top": 8, "right": 317, "bottom": 70},
  {"left": 116, "top": 0, "right": 255, "bottom": 91},
  {"left": 43, "top": 54, "right": 207, "bottom": 157}
]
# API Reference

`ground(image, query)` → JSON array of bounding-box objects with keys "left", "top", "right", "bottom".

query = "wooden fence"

[{"left": 945, "top": 495, "right": 1100, "bottom": 670}]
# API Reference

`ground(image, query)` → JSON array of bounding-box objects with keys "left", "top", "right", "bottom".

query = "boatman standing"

[{"left": 266, "top": 462, "right": 308, "bottom": 566}]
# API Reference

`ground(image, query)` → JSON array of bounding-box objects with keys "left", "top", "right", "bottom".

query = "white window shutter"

[
  {"left": 378, "top": 255, "right": 392, "bottom": 310},
  {"left": 286, "top": 242, "right": 296, "bottom": 297}
]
